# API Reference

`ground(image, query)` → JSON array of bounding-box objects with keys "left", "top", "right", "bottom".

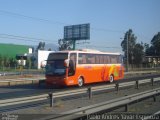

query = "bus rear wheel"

[
  {"left": 109, "top": 75, "right": 114, "bottom": 83},
  {"left": 78, "top": 77, "right": 84, "bottom": 87}
]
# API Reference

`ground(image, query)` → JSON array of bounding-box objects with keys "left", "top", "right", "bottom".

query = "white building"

[
  {"left": 35, "top": 50, "right": 54, "bottom": 69},
  {"left": 16, "top": 47, "right": 33, "bottom": 66}
]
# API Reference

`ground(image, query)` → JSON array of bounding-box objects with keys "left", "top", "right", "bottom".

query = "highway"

[
  {"left": 0, "top": 72, "right": 159, "bottom": 100},
  {"left": 0, "top": 76, "right": 160, "bottom": 120},
  {"left": 0, "top": 72, "right": 160, "bottom": 120}
]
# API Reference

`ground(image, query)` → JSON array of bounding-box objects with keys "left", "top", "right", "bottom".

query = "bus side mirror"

[
  {"left": 64, "top": 59, "right": 69, "bottom": 67},
  {"left": 41, "top": 61, "right": 46, "bottom": 68}
]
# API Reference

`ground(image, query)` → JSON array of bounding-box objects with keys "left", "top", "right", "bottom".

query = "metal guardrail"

[
  {"left": 46, "top": 87, "right": 160, "bottom": 120},
  {"left": 0, "top": 77, "right": 160, "bottom": 108},
  {"left": 0, "top": 94, "right": 48, "bottom": 107},
  {"left": 0, "top": 71, "right": 45, "bottom": 76},
  {"left": 0, "top": 77, "right": 45, "bottom": 86}
]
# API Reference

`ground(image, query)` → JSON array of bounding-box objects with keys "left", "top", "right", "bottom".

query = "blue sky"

[{"left": 0, "top": 0, "right": 160, "bottom": 52}]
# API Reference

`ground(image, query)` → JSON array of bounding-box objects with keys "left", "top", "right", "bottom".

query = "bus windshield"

[{"left": 45, "top": 53, "right": 68, "bottom": 76}]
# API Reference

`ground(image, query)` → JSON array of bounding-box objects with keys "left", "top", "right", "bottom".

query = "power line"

[
  {"left": 0, "top": 36, "right": 39, "bottom": 43},
  {"left": 0, "top": 10, "right": 68, "bottom": 25},
  {"left": 0, "top": 33, "right": 122, "bottom": 49},
  {"left": 0, "top": 33, "right": 57, "bottom": 43},
  {"left": 91, "top": 27, "right": 124, "bottom": 33},
  {"left": 0, "top": 9, "right": 156, "bottom": 40},
  {"left": 0, "top": 9, "right": 152, "bottom": 44},
  {"left": 78, "top": 44, "right": 121, "bottom": 49},
  {"left": 0, "top": 33, "right": 122, "bottom": 51},
  {"left": 0, "top": 9, "right": 125, "bottom": 33},
  {"left": 0, "top": 33, "right": 53, "bottom": 42}
]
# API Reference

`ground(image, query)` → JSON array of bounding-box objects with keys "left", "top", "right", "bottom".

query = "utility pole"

[{"left": 126, "top": 33, "right": 129, "bottom": 72}]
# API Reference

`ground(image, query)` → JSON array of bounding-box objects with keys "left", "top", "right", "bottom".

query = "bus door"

[{"left": 68, "top": 53, "right": 77, "bottom": 76}]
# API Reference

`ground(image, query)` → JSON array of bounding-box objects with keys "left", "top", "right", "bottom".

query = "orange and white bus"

[{"left": 45, "top": 49, "right": 124, "bottom": 87}]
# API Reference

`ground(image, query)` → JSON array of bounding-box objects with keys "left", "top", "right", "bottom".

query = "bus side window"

[
  {"left": 86, "top": 54, "right": 92, "bottom": 64},
  {"left": 78, "top": 54, "right": 82, "bottom": 64},
  {"left": 111, "top": 56, "right": 118, "bottom": 64},
  {"left": 118, "top": 55, "right": 122, "bottom": 63},
  {"left": 99, "top": 55, "right": 104, "bottom": 64},
  {"left": 110, "top": 56, "right": 114, "bottom": 64},
  {"left": 104, "top": 55, "right": 108, "bottom": 64},
  {"left": 70, "top": 53, "right": 76, "bottom": 65},
  {"left": 96, "top": 55, "right": 100, "bottom": 64},
  {"left": 82, "top": 54, "right": 87, "bottom": 64},
  {"left": 90, "top": 54, "right": 95, "bottom": 64},
  {"left": 106, "top": 55, "right": 110, "bottom": 64}
]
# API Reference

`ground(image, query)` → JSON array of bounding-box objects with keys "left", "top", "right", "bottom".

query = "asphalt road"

[
  {"left": 0, "top": 80, "right": 160, "bottom": 120},
  {"left": 0, "top": 73, "right": 160, "bottom": 100}
]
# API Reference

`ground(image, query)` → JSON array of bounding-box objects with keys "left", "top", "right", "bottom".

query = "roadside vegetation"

[{"left": 121, "top": 29, "right": 160, "bottom": 70}]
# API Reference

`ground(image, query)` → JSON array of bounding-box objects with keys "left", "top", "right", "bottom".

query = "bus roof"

[{"left": 51, "top": 49, "right": 121, "bottom": 55}]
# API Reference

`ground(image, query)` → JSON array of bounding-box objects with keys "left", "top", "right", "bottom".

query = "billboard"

[{"left": 64, "top": 23, "right": 90, "bottom": 40}]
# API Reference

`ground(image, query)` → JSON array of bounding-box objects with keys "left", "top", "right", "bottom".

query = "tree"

[
  {"left": 151, "top": 32, "right": 160, "bottom": 56},
  {"left": 58, "top": 39, "right": 72, "bottom": 51},
  {"left": 26, "top": 58, "right": 32, "bottom": 69},
  {"left": 133, "top": 43, "right": 144, "bottom": 65},
  {"left": 0, "top": 54, "right": 2, "bottom": 69},
  {"left": 121, "top": 29, "right": 137, "bottom": 64},
  {"left": 9, "top": 58, "right": 17, "bottom": 68},
  {"left": 48, "top": 48, "right": 52, "bottom": 51},
  {"left": 36, "top": 42, "right": 45, "bottom": 51},
  {"left": 145, "top": 32, "right": 160, "bottom": 56},
  {"left": 121, "top": 29, "right": 144, "bottom": 67},
  {"left": 145, "top": 46, "right": 156, "bottom": 56}
]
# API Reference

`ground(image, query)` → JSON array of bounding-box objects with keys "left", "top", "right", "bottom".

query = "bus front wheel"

[
  {"left": 78, "top": 77, "right": 84, "bottom": 87},
  {"left": 109, "top": 75, "right": 114, "bottom": 83}
]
